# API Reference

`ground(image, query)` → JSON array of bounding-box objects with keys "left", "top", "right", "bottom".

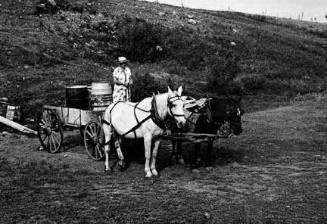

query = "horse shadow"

[
  {"left": 213, "top": 146, "right": 245, "bottom": 166},
  {"left": 119, "top": 139, "right": 245, "bottom": 171},
  {"left": 174, "top": 142, "right": 245, "bottom": 168},
  {"left": 120, "top": 139, "right": 146, "bottom": 164}
]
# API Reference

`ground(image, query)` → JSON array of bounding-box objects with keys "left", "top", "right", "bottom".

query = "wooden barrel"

[
  {"left": 90, "top": 82, "right": 112, "bottom": 111},
  {"left": 65, "top": 85, "right": 89, "bottom": 109}
]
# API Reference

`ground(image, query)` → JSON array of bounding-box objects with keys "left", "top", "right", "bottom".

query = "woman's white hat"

[{"left": 117, "top": 56, "right": 128, "bottom": 63}]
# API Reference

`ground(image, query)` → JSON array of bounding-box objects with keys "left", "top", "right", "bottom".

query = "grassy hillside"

[
  {"left": 1, "top": 92, "right": 326, "bottom": 223},
  {"left": 0, "top": 0, "right": 327, "bottom": 116}
]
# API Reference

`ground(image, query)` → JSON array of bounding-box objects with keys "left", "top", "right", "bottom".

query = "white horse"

[{"left": 102, "top": 86, "right": 186, "bottom": 178}]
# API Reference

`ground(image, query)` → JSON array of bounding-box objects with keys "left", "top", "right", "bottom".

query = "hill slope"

[{"left": 0, "top": 0, "right": 327, "bottom": 116}]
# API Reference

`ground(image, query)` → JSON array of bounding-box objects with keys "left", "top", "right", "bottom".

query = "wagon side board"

[{"left": 43, "top": 105, "right": 100, "bottom": 127}]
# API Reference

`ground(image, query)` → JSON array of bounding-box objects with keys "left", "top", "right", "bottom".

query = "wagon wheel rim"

[
  {"left": 37, "top": 110, "right": 63, "bottom": 153},
  {"left": 84, "top": 121, "right": 104, "bottom": 161}
]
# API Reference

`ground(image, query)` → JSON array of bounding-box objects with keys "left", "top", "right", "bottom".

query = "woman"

[{"left": 112, "top": 56, "right": 133, "bottom": 102}]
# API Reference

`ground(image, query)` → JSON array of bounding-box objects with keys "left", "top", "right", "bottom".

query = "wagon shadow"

[{"left": 59, "top": 130, "right": 85, "bottom": 153}]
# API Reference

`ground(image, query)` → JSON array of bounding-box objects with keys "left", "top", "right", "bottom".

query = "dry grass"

[{"left": 0, "top": 95, "right": 327, "bottom": 223}]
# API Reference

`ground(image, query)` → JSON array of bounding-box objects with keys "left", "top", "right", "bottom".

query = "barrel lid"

[
  {"left": 91, "top": 82, "right": 110, "bottom": 86},
  {"left": 66, "top": 85, "right": 88, "bottom": 88},
  {"left": 0, "top": 97, "right": 8, "bottom": 102}
]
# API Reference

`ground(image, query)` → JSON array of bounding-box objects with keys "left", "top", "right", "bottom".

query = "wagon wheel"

[
  {"left": 84, "top": 121, "right": 105, "bottom": 161},
  {"left": 37, "top": 110, "right": 63, "bottom": 153}
]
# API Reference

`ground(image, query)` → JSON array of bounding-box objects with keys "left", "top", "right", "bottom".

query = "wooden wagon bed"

[{"left": 37, "top": 105, "right": 105, "bottom": 160}]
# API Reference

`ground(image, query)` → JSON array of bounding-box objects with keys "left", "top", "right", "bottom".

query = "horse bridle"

[{"left": 167, "top": 96, "right": 185, "bottom": 119}]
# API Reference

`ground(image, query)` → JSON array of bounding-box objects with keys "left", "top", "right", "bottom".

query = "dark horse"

[{"left": 171, "top": 96, "right": 244, "bottom": 166}]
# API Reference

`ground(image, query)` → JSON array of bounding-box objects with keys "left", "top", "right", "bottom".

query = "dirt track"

[{"left": 1, "top": 95, "right": 327, "bottom": 223}]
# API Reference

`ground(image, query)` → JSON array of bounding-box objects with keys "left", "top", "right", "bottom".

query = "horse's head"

[
  {"left": 207, "top": 97, "right": 244, "bottom": 137},
  {"left": 167, "top": 86, "right": 186, "bottom": 128}
]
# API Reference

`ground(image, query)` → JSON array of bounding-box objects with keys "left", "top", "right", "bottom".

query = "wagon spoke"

[
  {"left": 86, "top": 129, "right": 93, "bottom": 138},
  {"left": 49, "top": 135, "right": 53, "bottom": 152},
  {"left": 46, "top": 133, "right": 51, "bottom": 147},
  {"left": 53, "top": 135, "right": 60, "bottom": 150},
  {"left": 50, "top": 134, "right": 57, "bottom": 147},
  {"left": 50, "top": 135, "right": 58, "bottom": 152},
  {"left": 41, "top": 135, "right": 50, "bottom": 149},
  {"left": 96, "top": 144, "right": 103, "bottom": 158},
  {"left": 41, "top": 117, "right": 49, "bottom": 126},
  {"left": 85, "top": 137, "right": 92, "bottom": 142},
  {"left": 91, "top": 123, "right": 97, "bottom": 136},
  {"left": 39, "top": 120, "right": 46, "bottom": 127},
  {"left": 37, "top": 110, "right": 62, "bottom": 153},
  {"left": 96, "top": 126, "right": 101, "bottom": 136},
  {"left": 84, "top": 121, "right": 104, "bottom": 161},
  {"left": 89, "top": 123, "right": 94, "bottom": 134},
  {"left": 52, "top": 133, "right": 60, "bottom": 146},
  {"left": 88, "top": 124, "right": 93, "bottom": 135},
  {"left": 44, "top": 113, "right": 50, "bottom": 124},
  {"left": 42, "top": 134, "right": 49, "bottom": 143}
]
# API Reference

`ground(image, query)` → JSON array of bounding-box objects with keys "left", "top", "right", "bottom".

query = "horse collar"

[{"left": 150, "top": 95, "right": 167, "bottom": 129}]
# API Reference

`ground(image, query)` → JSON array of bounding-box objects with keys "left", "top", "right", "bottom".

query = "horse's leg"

[
  {"left": 144, "top": 134, "right": 152, "bottom": 178},
  {"left": 192, "top": 143, "right": 201, "bottom": 168},
  {"left": 205, "top": 139, "right": 214, "bottom": 166},
  {"left": 150, "top": 139, "right": 160, "bottom": 176},
  {"left": 103, "top": 124, "right": 112, "bottom": 172},
  {"left": 170, "top": 140, "right": 176, "bottom": 166},
  {"left": 176, "top": 140, "right": 185, "bottom": 165},
  {"left": 115, "top": 138, "right": 126, "bottom": 171}
]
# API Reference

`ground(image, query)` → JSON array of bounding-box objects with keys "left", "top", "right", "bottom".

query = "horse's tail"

[
  {"left": 102, "top": 105, "right": 111, "bottom": 125},
  {"left": 102, "top": 106, "right": 113, "bottom": 144},
  {"left": 102, "top": 104, "right": 125, "bottom": 165}
]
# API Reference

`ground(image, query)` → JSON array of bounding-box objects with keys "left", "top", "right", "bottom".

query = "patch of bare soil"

[{"left": 0, "top": 96, "right": 327, "bottom": 223}]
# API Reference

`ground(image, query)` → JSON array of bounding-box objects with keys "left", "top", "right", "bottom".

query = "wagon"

[
  {"left": 36, "top": 83, "right": 113, "bottom": 160},
  {"left": 36, "top": 105, "right": 106, "bottom": 161}
]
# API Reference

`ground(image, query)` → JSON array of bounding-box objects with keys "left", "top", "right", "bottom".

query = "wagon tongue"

[{"left": 216, "top": 129, "right": 233, "bottom": 138}]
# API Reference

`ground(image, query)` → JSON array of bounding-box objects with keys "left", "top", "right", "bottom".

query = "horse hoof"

[
  {"left": 145, "top": 172, "right": 152, "bottom": 178},
  {"left": 151, "top": 169, "right": 158, "bottom": 176},
  {"left": 118, "top": 161, "right": 127, "bottom": 172},
  {"left": 104, "top": 167, "right": 112, "bottom": 174}
]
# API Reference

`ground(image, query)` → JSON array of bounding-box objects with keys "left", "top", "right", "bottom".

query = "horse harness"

[
  {"left": 185, "top": 99, "right": 212, "bottom": 127},
  {"left": 102, "top": 95, "right": 184, "bottom": 143}
]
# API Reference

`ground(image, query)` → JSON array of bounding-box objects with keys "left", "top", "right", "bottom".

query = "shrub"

[
  {"left": 241, "top": 74, "right": 267, "bottom": 91},
  {"left": 115, "top": 17, "right": 167, "bottom": 63},
  {"left": 131, "top": 73, "right": 166, "bottom": 102},
  {"left": 115, "top": 18, "right": 219, "bottom": 70},
  {"left": 206, "top": 50, "right": 242, "bottom": 95},
  {"left": 165, "top": 35, "right": 213, "bottom": 70}
]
